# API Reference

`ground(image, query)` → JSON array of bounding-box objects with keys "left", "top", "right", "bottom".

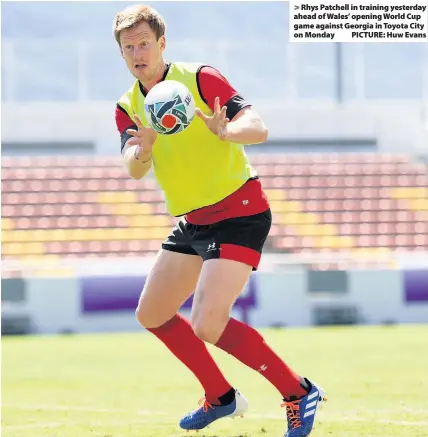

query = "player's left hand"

[{"left": 195, "top": 97, "right": 229, "bottom": 140}]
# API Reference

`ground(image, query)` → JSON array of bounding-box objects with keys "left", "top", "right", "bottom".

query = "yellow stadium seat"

[
  {"left": 99, "top": 228, "right": 115, "bottom": 241},
  {"left": 108, "top": 228, "right": 130, "bottom": 240},
  {"left": 69, "top": 229, "right": 86, "bottom": 241},
  {"left": 352, "top": 247, "right": 390, "bottom": 258},
  {"left": 297, "top": 224, "right": 336, "bottom": 237},
  {"left": 299, "top": 213, "right": 319, "bottom": 225},
  {"left": 335, "top": 236, "right": 355, "bottom": 249},
  {"left": 375, "top": 247, "right": 391, "bottom": 254},
  {"left": 21, "top": 230, "right": 40, "bottom": 242},
  {"left": 392, "top": 187, "right": 413, "bottom": 198},
  {"left": 69, "top": 229, "right": 91, "bottom": 241},
  {"left": 49, "top": 230, "right": 72, "bottom": 242},
  {"left": 391, "top": 187, "right": 428, "bottom": 199},
  {"left": 5, "top": 230, "right": 27, "bottom": 243},
  {"left": 312, "top": 235, "right": 354, "bottom": 250},
  {"left": 2, "top": 218, "right": 14, "bottom": 230},
  {"left": 410, "top": 198, "right": 428, "bottom": 211},
  {"left": 329, "top": 238, "right": 343, "bottom": 249},
  {"left": 2, "top": 242, "right": 45, "bottom": 256},
  {"left": 2, "top": 243, "right": 15, "bottom": 256},
  {"left": 313, "top": 236, "right": 335, "bottom": 249},
  {"left": 33, "top": 230, "right": 50, "bottom": 242},
  {"left": 26, "top": 242, "right": 46, "bottom": 255},
  {"left": 149, "top": 227, "right": 170, "bottom": 240},
  {"left": 390, "top": 187, "right": 406, "bottom": 198},
  {"left": 105, "top": 228, "right": 147, "bottom": 240},
  {"left": 320, "top": 224, "right": 338, "bottom": 236},
  {"left": 3, "top": 243, "right": 18, "bottom": 256},
  {"left": 129, "top": 215, "right": 151, "bottom": 227},
  {"left": 137, "top": 227, "right": 171, "bottom": 240},
  {"left": 153, "top": 215, "right": 171, "bottom": 227},
  {"left": 2, "top": 231, "right": 13, "bottom": 243},
  {"left": 294, "top": 225, "right": 312, "bottom": 237},
  {"left": 131, "top": 228, "right": 148, "bottom": 239},
  {"left": 278, "top": 213, "right": 300, "bottom": 225},
  {"left": 278, "top": 212, "right": 319, "bottom": 226},
  {"left": 269, "top": 201, "right": 284, "bottom": 214},
  {"left": 98, "top": 191, "right": 137, "bottom": 204},
  {"left": 285, "top": 201, "right": 302, "bottom": 212},
  {"left": 311, "top": 225, "right": 326, "bottom": 237},
  {"left": 264, "top": 189, "right": 285, "bottom": 201},
  {"left": 352, "top": 248, "right": 372, "bottom": 257},
  {"left": 270, "top": 201, "right": 302, "bottom": 213},
  {"left": 406, "top": 188, "right": 428, "bottom": 198},
  {"left": 129, "top": 215, "right": 170, "bottom": 228},
  {"left": 111, "top": 203, "right": 153, "bottom": 216},
  {"left": 77, "top": 228, "right": 114, "bottom": 241}
]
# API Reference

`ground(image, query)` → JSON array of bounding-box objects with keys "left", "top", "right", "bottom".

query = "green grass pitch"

[{"left": 2, "top": 324, "right": 428, "bottom": 437}]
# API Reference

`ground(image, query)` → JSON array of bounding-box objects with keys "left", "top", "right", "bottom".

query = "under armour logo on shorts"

[{"left": 207, "top": 242, "right": 216, "bottom": 252}]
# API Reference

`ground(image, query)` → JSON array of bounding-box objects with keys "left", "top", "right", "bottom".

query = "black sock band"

[{"left": 218, "top": 387, "right": 236, "bottom": 406}]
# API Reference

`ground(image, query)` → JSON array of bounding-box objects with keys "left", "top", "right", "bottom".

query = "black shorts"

[{"left": 162, "top": 209, "right": 272, "bottom": 270}]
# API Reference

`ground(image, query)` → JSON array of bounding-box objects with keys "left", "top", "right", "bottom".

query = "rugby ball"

[{"left": 144, "top": 80, "right": 195, "bottom": 135}]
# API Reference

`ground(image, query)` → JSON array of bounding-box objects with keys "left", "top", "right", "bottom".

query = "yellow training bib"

[{"left": 117, "top": 62, "right": 257, "bottom": 216}]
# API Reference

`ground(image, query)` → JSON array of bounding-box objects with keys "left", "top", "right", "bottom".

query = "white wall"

[{"left": 4, "top": 269, "right": 427, "bottom": 335}]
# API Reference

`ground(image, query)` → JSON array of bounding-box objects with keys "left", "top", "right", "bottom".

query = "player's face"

[{"left": 120, "top": 21, "right": 166, "bottom": 83}]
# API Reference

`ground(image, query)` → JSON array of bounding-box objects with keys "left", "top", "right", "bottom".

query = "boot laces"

[
  {"left": 198, "top": 398, "right": 214, "bottom": 413},
  {"left": 281, "top": 399, "right": 302, "bottom": 429}
]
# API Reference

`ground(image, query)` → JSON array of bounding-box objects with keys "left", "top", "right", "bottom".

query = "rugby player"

[{"left": 114, "top": 5, "right": 326, "bottom": 436}]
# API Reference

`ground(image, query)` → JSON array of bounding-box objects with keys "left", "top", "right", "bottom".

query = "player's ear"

[{"left": 159, "top": 35, "right": 166, "bottom": 52}]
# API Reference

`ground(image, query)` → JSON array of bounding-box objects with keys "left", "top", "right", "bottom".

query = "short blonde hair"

[{"left": 113, "top": 4, "right": 166, "bottom": 46}]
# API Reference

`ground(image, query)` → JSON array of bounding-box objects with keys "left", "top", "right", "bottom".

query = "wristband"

[
  {"left": 140, "top": 155, "right": 152, "bottom": 163},
  {"left": 134, "top": 147, "right": 152, "bottom": 163}
]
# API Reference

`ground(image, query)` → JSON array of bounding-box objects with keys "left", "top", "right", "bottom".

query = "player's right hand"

[{"left": 126, "top": 114, "right": 157, "bottom": 160}]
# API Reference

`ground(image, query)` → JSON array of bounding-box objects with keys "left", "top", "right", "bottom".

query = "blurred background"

[{"left": 1, "top": 1, "right": 428, "bottom": 335}]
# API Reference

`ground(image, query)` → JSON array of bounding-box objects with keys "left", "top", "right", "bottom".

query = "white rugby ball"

[{"left": 144, "top": 80, "right": 195, "bottom": 135}]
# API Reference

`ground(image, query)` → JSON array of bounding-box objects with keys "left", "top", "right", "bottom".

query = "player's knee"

[
  {"left": 135, "top": 304, "right": 157, "bottom": 329},
  {"left": 135, "top": 305, "right": 146, "bottom": 327},
  {"left": 191, "top": 314, "right": 227, "bottom": 344},
  {"left": 192, "top": 319, "right": 214, "bottom": 343}
]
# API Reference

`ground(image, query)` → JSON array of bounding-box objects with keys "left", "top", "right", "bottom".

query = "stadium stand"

[
  {"left": 2, "top": 154, "right": 427, "bottom": 264},
  {"left": 2, "top": 3, "right": 427, "bottom": 277}
]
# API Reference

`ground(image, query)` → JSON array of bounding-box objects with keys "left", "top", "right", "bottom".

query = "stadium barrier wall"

[{"left": 2, "top": 269, "right": 427, "bottom": 335}]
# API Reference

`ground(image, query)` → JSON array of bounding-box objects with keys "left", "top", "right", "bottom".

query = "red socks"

[
  {"left": 216, "top": 318, "right": 307, "bottom": 400},
  {"left": 148, "top": 314, "right": 306, "bottom": 402},
  {"left": 147, "top": 314, "right": 232, "bottom": 404}
]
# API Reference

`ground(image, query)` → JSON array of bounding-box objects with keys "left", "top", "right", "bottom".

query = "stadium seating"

[{"left": 2, "top": 154, "right": 428, "bottom": 263}]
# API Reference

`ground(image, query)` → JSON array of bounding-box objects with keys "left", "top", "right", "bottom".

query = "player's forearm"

[
  {"left": 123, "top": 146, "right": 153, "bottom": 179},
  {"left": 224, "top": 114, "right": 268, "bottom": 144}
]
